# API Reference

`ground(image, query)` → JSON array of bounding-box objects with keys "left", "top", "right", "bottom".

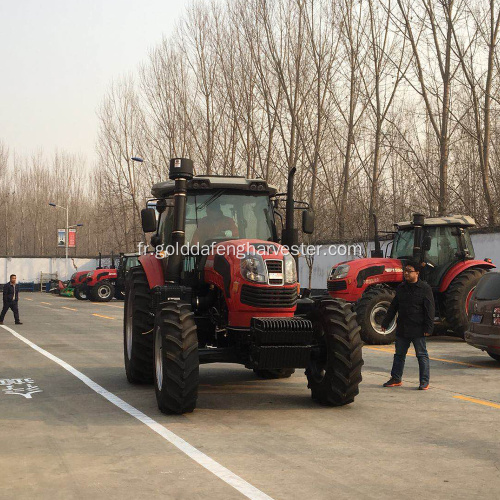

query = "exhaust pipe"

[
  {"left": 412, "top": 213, "right": 425, "bottom": 262},
  {"left": 165, "top": 158, "right": 193, "bottom": 283},
  {"left": 371, "top": 213, "right": 383, "bottom": 258},
  {"left": 282, "top": 167, "right": 298, "bottom": 250},
  {"left": 281, "top": 166, "right": 300, "bottom": 282}
]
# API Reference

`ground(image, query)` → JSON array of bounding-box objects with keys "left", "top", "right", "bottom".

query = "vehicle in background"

[
  {"left": 114, "top": 253, "right": 139, "bottom": 300},
  {"left": 80, "top": 253, "right": 139, "bottom": 302},
  {"left": 327, "top": 214, "right": 495, "bottom": 344},
  {"left": 465, "top": 272, "right": 500, "bottom": 362}
]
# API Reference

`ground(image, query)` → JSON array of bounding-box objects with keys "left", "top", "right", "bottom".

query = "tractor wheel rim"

[
  {"left": 155, "top": 327, "right": 163, "bottom": 391},
  {"left": 465, "top": 287, "right": 475, "bottom": 313},
  {"left": 370, "top": 301, "right": 397, "bottom": 335},
  {"left": 98, "top": 286, "right": 110, "bottom": 299},
  {"left": 126, "top": 293, "right": 133, "bottom": 360}
]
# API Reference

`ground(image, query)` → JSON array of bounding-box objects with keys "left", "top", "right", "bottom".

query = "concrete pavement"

[{"left": 1, "top": 293, "right": 500, "bottom": 499}]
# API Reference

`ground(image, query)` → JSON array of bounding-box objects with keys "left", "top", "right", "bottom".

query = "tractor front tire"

[
  {"left": 74, "top": 286, "right": 88, "bottom": 300},
  {"left": 306, "top": 299, "right": 363, "bottom": 406},
  {"left": 124, "top": 267, "right": 154, "bottom": 383},
  {"left": 445, "top": 268, "right": 486, "bottom": 339},
  {"left": 253, "top": 368, "right": 295, "bottom": 379},
  {"left": 90, "top": 281, "right": 115, "bottom": 302},
  {"left": 154, "top": 301, "right": 199, "bottom": 414},
  {"left": 355, "top": 286, "right": 397, "bottom": 345}
]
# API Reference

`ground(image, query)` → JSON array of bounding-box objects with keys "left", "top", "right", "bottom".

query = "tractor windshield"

[
  {"left": 391, "top": 226, "right": 473, "bottom": 263},
  {"left": 160, "top": 191, "right": 276, "bottom": 246},
  {"left": 391, "top": 229, "right": 414, "bottom": 259}
]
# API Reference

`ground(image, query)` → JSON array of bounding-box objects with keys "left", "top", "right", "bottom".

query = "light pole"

[{"left": 49, "top": 202, "right": 83, "bottom": 279}]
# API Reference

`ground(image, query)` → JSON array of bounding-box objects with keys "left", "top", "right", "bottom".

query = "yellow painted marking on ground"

[
  {"left": 364, "top": 345, "right": 500, "bottom": 369},
  {"left": 61, "top": 306, "right": 78, "bottom": 312},
  {"left": 453, "top": 395, "right": 500, "bottom": 409},
  {"left": 24, "top": 298, "right": 33, "bottom": 301},
  {"left": 40, "top": 301, "right": 52, "bottom": 305},
  {"left": 92, "top": 313, "right": 116, "bottom": 320}
]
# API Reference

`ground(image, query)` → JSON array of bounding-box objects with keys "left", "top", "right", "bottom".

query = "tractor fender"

[
  {"left": 438, "top": 260, "right": 496, "bottom": 292},
  {"left": 138, "top": 254, "right": 164, "bottom": 289}
]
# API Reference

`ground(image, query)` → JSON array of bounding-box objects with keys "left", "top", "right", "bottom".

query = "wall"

[{"left": 0, "top": 257, "right": 114, "bottom": 283}]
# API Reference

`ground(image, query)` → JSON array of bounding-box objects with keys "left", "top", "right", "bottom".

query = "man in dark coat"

[
  {"left": 0, "top": 274, "right": 22, "bottom": 325},
  {"left": 381, "top": 261, "right": 434, "bottom": 390}
]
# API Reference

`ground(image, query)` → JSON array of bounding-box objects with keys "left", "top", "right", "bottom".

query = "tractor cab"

[
  {"left": 152, "top": 178, "right": 278, "bottom": 249},
  {"left": 391, "top": 215, "right": 477, "bottom": 289}
]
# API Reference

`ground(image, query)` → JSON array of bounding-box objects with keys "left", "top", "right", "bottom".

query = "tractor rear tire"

[
  {"left": 154, "top": 301, "right": 199, "bottom": 414},
  {"left": 74, "top": 286, "right": 88, "bottom": 300},
  {"left": 445, "top": 268, "right": 486, "bottom": 339},
  {"left": 306, "top": 299, "right": 363, "bottom": 406},
  {"left": 253, "top": 368, "right": 295, "bottom": 379},
  {"left": 355, "top": 286, "right": 397, "bottom": 345},
  {"left": 487, "top": 351, "right": 500, "bottom": 362},
  {"left": 90, "top": 281, "right": 115, "bottom": 302},
  {"left": 124, "top": 267, "right": 154, "bottom": 384}
]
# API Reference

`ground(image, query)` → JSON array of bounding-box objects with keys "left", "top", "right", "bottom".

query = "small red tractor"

[
  {"left": 77, "top": 253, "right": 139, "bottom": 302},
  {"left": 327, "top": 213, "right": 495, "bottom": 344},
  {"left": 124, "top": 158, "right": 363, "bottom": 414}
]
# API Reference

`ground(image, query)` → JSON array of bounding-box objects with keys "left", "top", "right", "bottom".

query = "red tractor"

[
  {"left": 124, "top": 158, "right": 363, "bottom": 414},
  {"left": 78, "top": 253, "right": 139, "bottom": 302},
  {"left": 327, "top": 213, "right": 495, "bottom": 344}
]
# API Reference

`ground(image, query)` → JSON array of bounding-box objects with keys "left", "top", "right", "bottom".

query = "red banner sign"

[{"left": 68, "top": 229, "right": 76, "bottom": 248}]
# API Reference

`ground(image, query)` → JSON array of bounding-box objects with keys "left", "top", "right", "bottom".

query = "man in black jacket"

[
  {"left": 381, "top": 261, "right": 434, "bottom": 390},
  {"left": 0, "top": 274, "right": 22, "bottom": 325}
]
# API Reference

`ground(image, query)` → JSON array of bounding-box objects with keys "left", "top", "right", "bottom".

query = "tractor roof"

[
  {"left": 397, "top": 215, "right": 476, "bottom": 229},
  {"left": 151, "top": 175, "right": 277, "bottom": 198}
]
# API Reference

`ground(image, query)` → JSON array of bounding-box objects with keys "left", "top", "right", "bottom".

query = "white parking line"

[{"left": 1, "top": 324, "right": 273, "bottom": 500}]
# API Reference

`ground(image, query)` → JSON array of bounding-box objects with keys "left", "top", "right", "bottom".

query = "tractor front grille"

[
  {"left": 240, "top": 284, "right": 297, "bottom": 308},
  {"left": 327, "top": 280, "right": 347, "bottom": 292},
  {"left": 265, "top": 259, "right": 284, "bottom": 285}
]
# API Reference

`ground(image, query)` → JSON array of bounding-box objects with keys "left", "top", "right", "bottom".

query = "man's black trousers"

[{"left": 0, "top": 302, "right": 20, "bottom": 323}]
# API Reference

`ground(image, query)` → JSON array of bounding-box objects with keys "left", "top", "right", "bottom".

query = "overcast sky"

[{"left": 0, "top": 0, "right": 189, "bottom": 167}]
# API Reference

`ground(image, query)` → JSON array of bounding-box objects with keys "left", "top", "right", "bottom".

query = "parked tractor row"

[{"left": 59, "top": 253, "right": 139, "bottom": 302}]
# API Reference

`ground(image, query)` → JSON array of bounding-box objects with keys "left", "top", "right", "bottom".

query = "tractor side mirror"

[
  {"left": 302, "top": 210, "right": 315, "bottom": 234},
  {"left": 423, "top": 235, "right": 432, "bottom": 252},
  {"left": 141, "top": 208, "right": 157, "bottom": 233}
]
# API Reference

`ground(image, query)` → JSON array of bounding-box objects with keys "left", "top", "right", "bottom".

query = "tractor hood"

[
  {"left": 328, "top": 258, "right": 404, "bottom": 301},
  {"left": 202, "top": 238, "right": 298, "bottom": 327}
]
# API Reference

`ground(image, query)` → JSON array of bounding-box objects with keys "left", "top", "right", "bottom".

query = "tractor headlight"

[
  {"left": 331, "top": 264, "right": 350, "bottom": 280},
  {"left": 240, "top": 253, "right": 267, "bottom": 283},
  {"left": 283, "top": 253, "right": 297, "bottom": 284}
]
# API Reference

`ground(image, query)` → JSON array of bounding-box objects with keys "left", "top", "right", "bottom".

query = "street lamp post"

[{"left": 49, "top": 202, "right": 83, "bottom": 280}]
